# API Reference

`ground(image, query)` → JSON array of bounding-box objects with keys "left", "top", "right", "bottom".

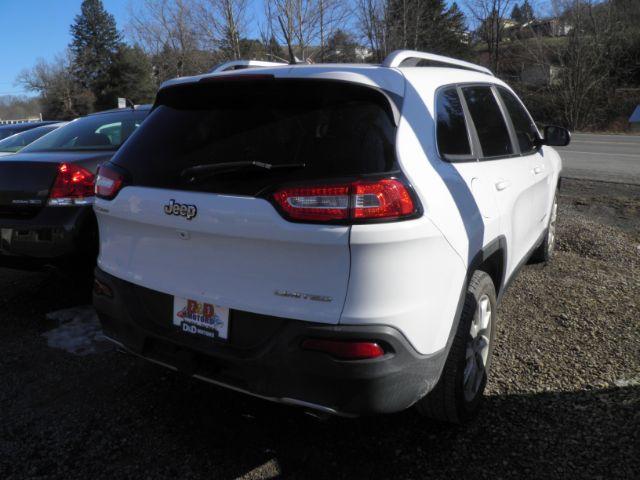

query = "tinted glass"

[
  {"left": 436, "top": 88, "right": 471, "bottom": 156},
  {"left": 22, "top": 110, "right": 147, "bottom": 152},
  {"left": 0, "top": 129, "right": 19, "bottom": 141},
  {"left": 498, "top": 88, "right": 539, "bottom": 153},
  {"left": 462, "top": 86, "right": 513, "bottom": 158},
  {"left": 114, "top": 79, "right": 397, "bottom": 196},
  {"left": 0, "top": 125, "right": 59, "bottom": 152}
]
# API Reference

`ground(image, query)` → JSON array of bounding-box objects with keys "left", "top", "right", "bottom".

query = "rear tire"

[
  {"left": 529, "top": 194, "right": 558, "bottom": 264},
  {"left": 416, "top": 270, "right": 497, "bottom": 423}
]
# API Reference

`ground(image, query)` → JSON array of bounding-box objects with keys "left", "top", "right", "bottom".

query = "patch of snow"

[
  {"left": 613, "top": 376, "right": 640, "bottom": 388},
  {"left": 43, "top": 306, "right": 113, "bottom": 356}
]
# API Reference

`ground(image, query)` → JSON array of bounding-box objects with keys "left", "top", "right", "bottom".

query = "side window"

[
  {"left": 462, "top": 86, "right": 513, "bottom": 158},
  {"left": 498, "top": 88, "right": 539, "bottom": 154},
  {"left": 436, "top": 88, "right": 472, "bottom": 158}
]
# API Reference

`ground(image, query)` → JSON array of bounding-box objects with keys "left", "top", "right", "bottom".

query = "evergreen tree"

[
  {"left": 511, "top": 4, "right": 523, "bottom": 23},
  {"left": 325, "top": 30, "right": 359, "bottom": 62},
  {"left": 103, "top": 45, "right": 156, "bottom": 106},
  {"left": 521, "top": 0, "right": 534, "bottom": 22},
  {"left": 69, "top": 0, "right": 121, "bottom": 110},
  {"left": 265, "top": 35, "right": 285, "bottom": 62},
  {"left": 411, "top": 0, "right": 470, "bottom": 59}
]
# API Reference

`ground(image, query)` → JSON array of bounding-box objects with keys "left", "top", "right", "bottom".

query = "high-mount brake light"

[
  {"left": 273, "top": 178, "right": 417, "bottom": 223},
  {"left": 48, "top": 163, "right": 95, "bottom": 206},
  {"left": 199, "top": 74, "right": 274, "bottom": 83},
  {"left": 95, "top": 164, "right": 125, "bottom": 200}
]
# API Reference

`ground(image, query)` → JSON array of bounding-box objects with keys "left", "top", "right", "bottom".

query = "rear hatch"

[{"left": 96, "top": 77, "right": 401, "bottom": 324}]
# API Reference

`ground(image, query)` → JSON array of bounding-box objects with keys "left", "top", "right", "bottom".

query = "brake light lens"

[
  {"left": 95, "top": 164, "right": 125, "bottom": 200},
  {"left": 273, "top": 178, "right": 417, "bottom": 223},
  {"left": 48, "top": 163, "right": 95, "bottom": 206},
  {"left": 301, "top": 339, "right": 385, "bottom": 360}
]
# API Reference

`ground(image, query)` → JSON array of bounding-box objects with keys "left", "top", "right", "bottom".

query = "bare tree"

[
  {"left": 17, "top": 52, "right": 94, "bottom": 119},
  {"left": 127, "top": 0, "right": 209, "bottom": 81},
  {"left": 196, "top": 0, "right": 250, "bottom": 60},
  {"left": 316, "top": 0, "right": 351, "bottom": 61},
  {"left": 466, "top": 0, "right": 513, "bottom": 73},
  {"left": 259, "top": 1, "right": 288, "bottom": 62},
  {"left": 355, "top": 0, "right": 388, "bottom": 61},
  {"left": 521, "top": 0, "right": 626, "bottom": 129},
  {"left": 265, "top": 0, "right": 321, "bottom": 61}
]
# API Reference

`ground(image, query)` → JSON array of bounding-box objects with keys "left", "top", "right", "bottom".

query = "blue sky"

[
  {"left": 0, "top": 0, "right": 475, "bottom": 97},
  {"left": 0, "top": 0, "right": 271, "bottom": 96},
  {"left": 0, "top": 1, "right": 133, "bottom": 96}
]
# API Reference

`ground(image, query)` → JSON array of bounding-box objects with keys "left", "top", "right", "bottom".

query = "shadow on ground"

[{"left": 1, "top": 347, "right": 638, "bottom": 480}]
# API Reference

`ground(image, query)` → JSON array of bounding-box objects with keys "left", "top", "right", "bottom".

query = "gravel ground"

[{"left": 0, "top": 177, "right": 638, "bottom": 480}]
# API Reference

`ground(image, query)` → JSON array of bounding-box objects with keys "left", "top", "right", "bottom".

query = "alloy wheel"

[
  {"left": 548, "top": 197, "right": 558, "bottom": 255},
  {"left": 463, "top": 294, "right": 492, "bottom": 401}
]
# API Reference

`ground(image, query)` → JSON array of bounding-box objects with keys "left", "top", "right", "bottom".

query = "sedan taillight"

[
  {"left": 48, "top": 163, "right": 95, "bottom": 206},
  {"left": 273, "top": 178, "right": 418, "bottom": 223},
  {"left": 95, "top": 164, "right": 125, "bottom": 200}
]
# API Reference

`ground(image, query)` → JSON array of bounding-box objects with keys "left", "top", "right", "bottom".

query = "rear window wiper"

[{"left": 180, "top": 161, "right": 306, "bottom": 182}]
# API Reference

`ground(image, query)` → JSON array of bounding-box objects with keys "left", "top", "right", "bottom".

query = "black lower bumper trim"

[{"left": 94, "top": 268, "right": 447, "bottom": 415}]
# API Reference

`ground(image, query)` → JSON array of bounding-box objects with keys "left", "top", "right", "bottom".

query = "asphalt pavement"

[{"left": 556, "top": 133, "right": 640, "bottom": 184}]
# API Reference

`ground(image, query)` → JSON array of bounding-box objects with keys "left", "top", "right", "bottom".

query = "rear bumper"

[
  {"left": 94, "top": 268, "right": 448, "bottom": 416},
  {"left": 0, "top": 205, "right": 95, "bottom": 267}
]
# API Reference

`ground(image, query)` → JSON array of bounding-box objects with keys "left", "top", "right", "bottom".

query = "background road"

[{"left": 556, "top": 133, "right": 640, "bottom": 184}]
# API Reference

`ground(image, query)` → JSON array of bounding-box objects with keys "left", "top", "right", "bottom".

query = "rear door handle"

[
  {"left": 495, "top": 181, "right": 511, "bottom": 191},
  {"left": 533, "top": 166, "right": 544, "bottom": 175}
]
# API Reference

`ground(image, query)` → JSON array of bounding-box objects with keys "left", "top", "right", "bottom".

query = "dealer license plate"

[{"left": 172, "top": 297, "right": 229, "bottom": 340}]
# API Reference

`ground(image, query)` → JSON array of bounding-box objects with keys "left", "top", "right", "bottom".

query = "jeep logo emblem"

[{"left": 164, "top": 199, "right": 197, "bottom": 220}]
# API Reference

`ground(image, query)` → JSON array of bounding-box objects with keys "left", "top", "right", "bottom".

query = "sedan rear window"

[
  {"left": 112, "top": 79, "right": 398, "bottom": 196},
  {"left": 22, "top": 110, "right": 147, "bottom": 152},
  {"left": 0, "top": 129, "right": 19, "bottom": 141},
  {"left": 0, "top": 125, "right": 58, "bottom": 153}
]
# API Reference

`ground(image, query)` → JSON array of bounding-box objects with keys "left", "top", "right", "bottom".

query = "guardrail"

[{"left": 0, "top": 114, "right": 43, "bottom": 125}]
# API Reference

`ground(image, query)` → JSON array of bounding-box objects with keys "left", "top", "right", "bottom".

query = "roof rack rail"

[
  {"left": 210, "top": 60, "right": 287, "bottom": 73},
  {"left": 382, "top": 50, "right": 493, "bottom": 76}
]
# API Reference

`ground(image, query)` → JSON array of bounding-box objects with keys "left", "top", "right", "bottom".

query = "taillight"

[
  {"left": 274, "top": 185, "right": 350, "bottom": 222},
  {"left": 95, "top": 164, "right": 125, "bottom": 200},
  {"left": 48, "top": 163, "right": 95, "bottom": 206},
  {"left": 273, "top": 178, "right": 417, "bottom": 223},
  {"left": 301, "top": 339, "right": 385, "bottom": 360}
]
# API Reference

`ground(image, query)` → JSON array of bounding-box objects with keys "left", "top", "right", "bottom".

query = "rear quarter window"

[{"left": 436, "top": 88, "right": 472, "bottom": 159}]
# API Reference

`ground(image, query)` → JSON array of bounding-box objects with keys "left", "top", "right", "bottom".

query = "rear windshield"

[
  {"left": 112, "top": 79, "right": 398, "bottom": 196},
  {"left": 0, "top": 128, "right": 21, "bottom": 141},
  {"left": 0, "top": 125, "right": 59, "bottom": 153},
  {"left": 21, "top": 110, "right": 147, "bottom": 153}
]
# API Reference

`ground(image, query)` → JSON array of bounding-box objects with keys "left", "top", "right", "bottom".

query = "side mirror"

[{"left": 542, "top": 125, "right": 571, "bottom": 147}]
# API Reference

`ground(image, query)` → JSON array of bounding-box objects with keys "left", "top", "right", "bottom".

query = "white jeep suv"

[{"left": 93, "top": 50, "right": 568, "bottom": 422}]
